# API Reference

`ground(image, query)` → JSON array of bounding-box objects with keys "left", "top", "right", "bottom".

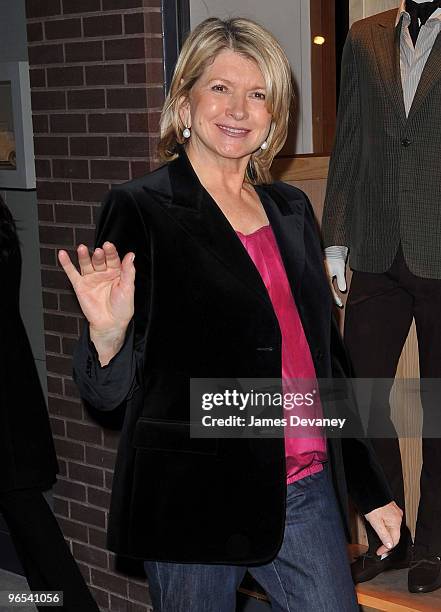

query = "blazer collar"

[{"left": 149, "top": 150, "right": 306, "bottom": 312}]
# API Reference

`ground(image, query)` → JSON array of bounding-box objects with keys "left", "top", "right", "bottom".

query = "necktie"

[{"left": 406, "top": 0, "right": 441, "bottom": 45}]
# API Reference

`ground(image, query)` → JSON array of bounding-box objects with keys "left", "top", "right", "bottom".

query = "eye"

[
  {"left": 251, "top": 91, "right": 266, "bottom": 100},
  {"left": 211, "top": 84, "right": 227, "bottom": 92}
]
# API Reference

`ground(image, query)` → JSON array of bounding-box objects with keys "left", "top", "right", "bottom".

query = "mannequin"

[{"left": 323, "top": 0, "right": 441, "bottom": 594}]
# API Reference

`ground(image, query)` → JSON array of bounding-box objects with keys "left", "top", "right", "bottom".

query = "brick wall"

[{"left": 26, "top": 1, "right": 164, "bottom": 609}]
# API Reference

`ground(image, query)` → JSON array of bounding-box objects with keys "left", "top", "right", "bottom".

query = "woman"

[
  {"left": 0, "top": 196, "right": 98, "bottom": 611},
  {"left": 59, "top": 18, "right": 402, "bottom": 611}
]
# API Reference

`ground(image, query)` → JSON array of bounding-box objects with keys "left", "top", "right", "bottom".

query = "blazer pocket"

[{"left": 133, "top": 417, "right": 218, "bottom": 455}]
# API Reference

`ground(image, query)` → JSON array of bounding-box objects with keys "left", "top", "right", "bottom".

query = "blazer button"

[{"left": 401, "top": 138, "right": 411, "bottom": 147}]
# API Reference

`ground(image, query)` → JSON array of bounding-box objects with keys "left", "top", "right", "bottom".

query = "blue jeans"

[{"left": 144, "top": 465, "right": 358, "bottom": 611}]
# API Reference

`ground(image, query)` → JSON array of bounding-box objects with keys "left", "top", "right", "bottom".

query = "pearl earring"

[
  {"left": 183, "top": 127, "right": 191, "bottom": 139},
  {"left": 260, "top": 140, "right": 269, "bottom": 150}
]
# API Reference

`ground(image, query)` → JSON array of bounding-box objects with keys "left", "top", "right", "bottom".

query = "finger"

[
  {"left": 388, "top": 523, "right": 401, "bottom": 548},
  {"left": 77, "top": 244, "right": 94, "bottom": 275},
  {"left": 336, "top": 269, "right": 347, "bottom": 293},
  {"left": 331, "top": 284, "right": 343, "bottom": 308},
  {"left": 376, "top": 544, "right": 390, "bottom": 556},
  {"left": 373, "top": 523, "right": 394, "bottom": 551},
  {"left": 58, "top": 250, "right": 81, "bottom": 286},
  {"left": 91, "top": 247, "right": 107, "bottom": 272},
  {"left": 102, "top": 241, "right": 121, "bottom": 270},
  {"left": 119, "top": 252, "right": 136, "bottom": 287}
]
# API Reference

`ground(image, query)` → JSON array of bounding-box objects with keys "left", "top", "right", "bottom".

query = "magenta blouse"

[{"left": 236, "top": 225, "right": 327, "bottom": 484}]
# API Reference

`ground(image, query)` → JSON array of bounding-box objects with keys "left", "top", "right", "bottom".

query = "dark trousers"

[
  {"left": 0, "top": 488, "right": 98, "bottom": 612},
  {"left": 345, "top": 246, "right": 441, "bottom": 555}
]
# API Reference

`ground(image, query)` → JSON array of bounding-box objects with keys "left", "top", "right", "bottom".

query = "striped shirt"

[{"left": 396, "top": 0, "right": 441, "bottom": 116}]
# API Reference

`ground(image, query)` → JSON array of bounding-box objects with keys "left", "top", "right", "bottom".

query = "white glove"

[{"left": 325, "top": 246, "right": 348, "bottom": 308}]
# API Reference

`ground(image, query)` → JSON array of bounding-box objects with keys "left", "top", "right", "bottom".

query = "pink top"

[{"left": 236, "top": 225, "right": 327, "bottom": 484}]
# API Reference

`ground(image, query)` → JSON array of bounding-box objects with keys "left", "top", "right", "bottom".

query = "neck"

[{"left": 185, "top": 141, "right": 251, "bottom": 196}]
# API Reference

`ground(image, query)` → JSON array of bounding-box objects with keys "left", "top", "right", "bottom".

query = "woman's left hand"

[{"left": 364, "top": 501, "right": 403, "bottom": 556}]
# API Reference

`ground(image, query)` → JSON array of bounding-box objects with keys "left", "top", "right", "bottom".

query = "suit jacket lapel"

[
  {"left": 408, "top": 29, "right": 441, "bottom": 120},
  {"left": 373, "top": 16, "right": 407, "bottom": 125}
]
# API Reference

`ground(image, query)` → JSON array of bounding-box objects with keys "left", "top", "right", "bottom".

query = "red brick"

[
  {"left": 67, "top": 89, "right": 105, "bottom": 110},
  {"left": 54, "top": 438, "right": 85, "bottom": 461},
  {"left": 65, "top": 41, "right": 103, "bottom": 63},
  {"left": 42, "top": 290, "right": 59, "bottom": 309},
  {"left": 30, "top": 68, "right": 46, "bottom": 88},
  {"left": 146, "top": 87, "right": 163, "bottom": 108},
  {"left": 103, "top": 430, "right": 120, "bottom": 450},
  {"left": 60, "top": 292, "right": 83, "bottom": 314},
  {"left": 53, "top": 496, "right": 69, "bottom": 517},
  {"left": 75, "top": 227, "right": 97, "bottom": 245},
  {"left": 72, "top": 181, "right": 108, "bottom": 202},
  {"left": 37, "top": 180, "right": 71, "bottom": 200},
  {"left": 109, "top": 136, "right": 150, "bottom": 157},
  {"left": 48, "top": 396, "right": 83, "bottom": 421},
  {"left": 144, "top": 11, "right": 162, "bottom": 34},
  {"left": 72, "top": 542, "right": 108, "bottom": 568},
  {"left": 88, "top": 113, "right": 126, "bottom": 133},
  {"left": 89, "top": 587, "right": 109, "bottom": 610},
  {"left": 104, "top": 38, "right": 145, "bottom": 61},
  {"left": 85, "top": 446, "right": 116, "bottom": 470},
  {"left": 67, "top": 421, "right": 102, "bottom": 445},
  {"left": 28, "top": 43, "right": 64, "bottom": 65},
  {"left": 145, "top": 37, "right": 163, "bottom": 59},
  {"left": 128, "top": 113, "right": 148, "bottom": 133},
  {"left": 130, "top": 161, "right": 150, "bottom": 178},
  {"left": 85, "top": 64, "right": 125, "bottom": 86},
  {"left": 58, "top": 516, "right": 88, "bottom": 542},
  {"left": 107, "top": 87, "right": 147, "bottom": 110},
  {"left": 55, "top": 477, "right": 87, "bottom": 501},
  {"left": 62, "top": 336, "right": 78, "bottom": 355},
  {"left": 45, "top": 332, "right": 61, "bottom": 352},
  {"left": 91, "top": 160, "right": 130, "bottom": 181},
  {"left": 50, "top": 416, "right": 66, "bottom": 436},
  {"left": 40, "top": 224, "right": 75, "bottom": 245},
  {"left": 47, "top": 66, "right": 84, "bottom": 87},
  {"left": 33, "top": 114, "right": 49, "bottom": 133},
  {"left": 45, "top": 17, "right": 81, "bottom": 40},
  {"left": 55, "top": 203, "right": 92, "bottom": 224},
  {"left": 88, "top": 527, "right": 107, "bottom": 548},
  {"left": 35, "top": 158, "right": 52, "bottom": 177},
  {"left": 62, "top": 0, "right": 100, "bottom": 14},
  {"left": 87, "top": 486, "right": 111, "bottom": 509},
  {"left": 127, "top": 61, "right": 163, "bottom": 84},
  {"left": 76, "top": 561, "right": 91, "bottom": 582},
  {"left": 103, "top": 0, "right": 157, "bottom": 7},
  {"left": 40, "top": 246, "right": 57, "bottom": 266},
  {"left": 69, "top": 462, "right": 104, "bottom": 487},
  {"left": 63, "top": 378, "right": 79, "bottom": 398},
  {"left": 31, "top": 90, "right": 66, "bottom": 111},
  {"left": 84, "top": 14, "right": 122, "bottom": 37},
  {"left": 26, "top": 0, "right": 61, "bottom": 19},
  {"left": 58, "top": 459, "right": 68, "bottom": 477},
  {"left": 124, "top": 12, "right": 144, "bottom": 34},
  {"left": 128, "top": 582, "right": 151, "bottom": 604},
  {"left": 34, "top": 135, "right": 68, "bottom": 156},
  {"left": 71, "top": 501, "right": 106, "bottom": 528},
  {"left": 91, "top": 568, "right": 128, "bottom": 596},
  {"left": 50, "top": 113, "right": 86, "bottom": 133},
  {"left": 104, "top": 470, "right": 113, "bottom": 490},
  {"left": 70, "top": 136, "right": 107, "bottom": 156},
  {"left": 27, "top": 21, "right": 44, "bottom": 42},
  {"left": 46, "top": 352, "right": 77, "bottom": 376},
  {"left": 53, "top": 158, "right": 89, "bottom": 179},
  {"left": 43, "top": 312, "right": 78, "bottom": 334},
  {"left": 39, "top": 201, "right": 55, "bottom": 221}
]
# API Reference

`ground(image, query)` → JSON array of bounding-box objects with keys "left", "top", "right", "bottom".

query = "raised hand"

[{"left": 58, "top": 242, "right": 135, "bottom": 365}]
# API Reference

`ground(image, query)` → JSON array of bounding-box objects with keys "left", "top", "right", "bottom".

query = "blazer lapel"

[
  {"left": 155, "top": 151, "right": 274, "bottom": 312},
  {"left": 373, "top": 16, "right": 406, "bottom": 125},
  {"left": 408, "top": 29, "right": 441, "bottom": 120}
]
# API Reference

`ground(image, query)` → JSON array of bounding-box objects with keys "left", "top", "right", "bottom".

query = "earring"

[
  {"left": 183, "top": 127, "right": 191, "bottom": 139},
  {"left": 260, "top": 140, "right": 269, "bottom": 150}
]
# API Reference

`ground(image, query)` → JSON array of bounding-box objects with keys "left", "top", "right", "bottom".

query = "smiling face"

[{"left": 180, "top": 49, "right": 273, "bottom": 166}]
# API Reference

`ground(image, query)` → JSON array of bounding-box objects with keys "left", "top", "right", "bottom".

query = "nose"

[{"left": 226, "top": 93, "right": 248, "bottom": 121}]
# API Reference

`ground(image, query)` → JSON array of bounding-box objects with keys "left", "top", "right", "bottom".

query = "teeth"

[{"left": 218, "top": 125, "right": 249, "bottom": 134}]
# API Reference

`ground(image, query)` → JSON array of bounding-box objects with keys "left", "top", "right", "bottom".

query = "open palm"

[{"left": 58, "top": 241, "right": 135, "bottom": 334}]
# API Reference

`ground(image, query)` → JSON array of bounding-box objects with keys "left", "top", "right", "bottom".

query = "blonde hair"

[{"left": 158, "top": 17, "right": 293, "bottom": 184}]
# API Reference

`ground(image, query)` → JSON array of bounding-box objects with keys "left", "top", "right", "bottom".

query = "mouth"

[{"left": 215, "top": 124, "right": 251, "bottom": 138}]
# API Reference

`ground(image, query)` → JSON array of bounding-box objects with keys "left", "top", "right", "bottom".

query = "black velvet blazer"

[{"left": 73, "top": 150, "right": 392, "bottom": 564}]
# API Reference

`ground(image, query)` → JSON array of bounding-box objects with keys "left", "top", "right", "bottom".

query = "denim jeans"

[{"left": 144, "top": 465, "right": 359, "bottom": 611}]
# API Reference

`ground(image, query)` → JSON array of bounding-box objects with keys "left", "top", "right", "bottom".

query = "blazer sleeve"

[
  {"left": 73, "top": 187, "right": 151, "bottom": 414},
  {"left": 329, "top": 317, "right": 394, "bottom": 514},
  {"left": 322, "top": 27, "right": 361, "bottom": 248}
]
